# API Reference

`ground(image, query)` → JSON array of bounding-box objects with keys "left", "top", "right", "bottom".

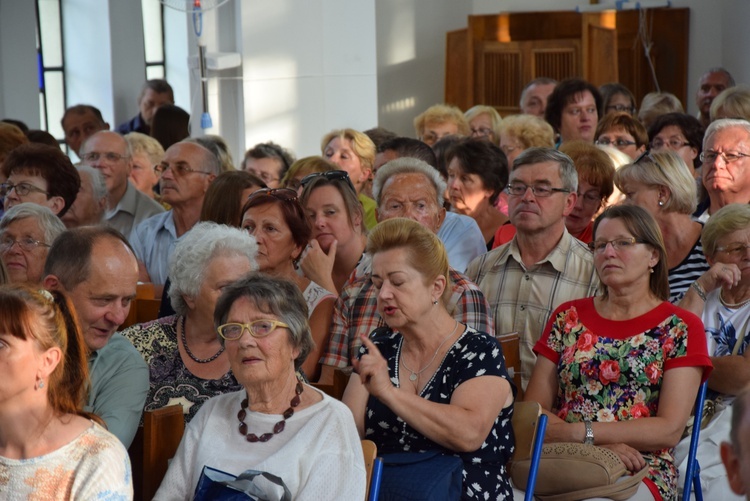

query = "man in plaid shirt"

[{"left": 319, "top": 157, "right": 494, "bottom": 375}]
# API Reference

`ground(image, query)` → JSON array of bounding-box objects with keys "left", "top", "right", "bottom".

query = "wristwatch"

[{"left": 583, "top": 420, "right": 594, "bottom": 445}]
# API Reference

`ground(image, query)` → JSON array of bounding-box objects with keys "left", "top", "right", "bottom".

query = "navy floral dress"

[
  {"left": 535, "top": 298, "right": 712, "bottom": 501},
  {"left": 365, "top": 327, "right": 515, "bottom": 500},
  {"left": 121, "top": 315, "right": 241, "bottom": 423}
]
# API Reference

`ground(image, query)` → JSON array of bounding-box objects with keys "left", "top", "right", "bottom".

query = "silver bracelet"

[{"left": 691, "top": 281, "right": 707, "bottom": 302}]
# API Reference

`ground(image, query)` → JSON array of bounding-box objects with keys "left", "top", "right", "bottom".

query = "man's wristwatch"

[{"left": 583, "top": 420, "right": 594, "bottom": 445}]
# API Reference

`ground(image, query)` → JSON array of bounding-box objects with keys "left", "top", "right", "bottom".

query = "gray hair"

[
  {"left": 704, "top": 118, "right": 750, "bottom": 149},
  {"left": 186, "top": 135, "right": 235, "bottom": 173},
  {"left": 702, "top": 203, "right": 750, "bottom": 259},
  {"left": 0, "top": 203, "right": 66, "bottom": 245},
  {"left": 614, "top": 151, "right": 697, "bottom": 215},
  {"left": 214, "top": 273, "right": 313, "bottom": 370},
  {"left": 372, "top": 157, "right": 447, "bottom": 207},
  {"left": 703, "top": 67, "right": 735, "bottom": 88},
  {"left": 125, "top": 132, "right": 165, "bottom": 165},
  {"left": 512, "top": 147, "right": 578, "bottom": 192},
  {"left": 77, "top": 164, "right": 108, "bottom": 206},
  {"left": 175, "top": 140, "right": 221, "bottom": 176},
  {"left": 168, "top": 222, "right": 258, "bottom": 316},
  {"left": 80, "top": 130, "right": 132, "bottom": 158}
]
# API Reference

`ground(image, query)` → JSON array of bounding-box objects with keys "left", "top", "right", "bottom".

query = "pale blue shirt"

[
  {"left": 130, "top": 210, "right": 178, "bottom": 285},
  {"left": 86, "top": 333, "right": 149, "bottom": 448},
  {"left": 437, "top": 211, "right": 487, "bottom": 273}
]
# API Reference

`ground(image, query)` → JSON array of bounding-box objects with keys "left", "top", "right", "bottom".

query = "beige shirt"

[{"left": 466, "top": 229, "right": 599, "bottom": 388}]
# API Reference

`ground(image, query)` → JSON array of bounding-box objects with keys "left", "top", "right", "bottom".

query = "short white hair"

[
  {"left": 372, "top": 157, "right": 447, "bottom": 207},
  {"left": 0, "top": 203, "right": 66, "bottom": 245},
  {"left": 704, "top": 118, "right": 750, "bottom": 149},
  {"left": 168, "top": 222, "right": 258, "bottom": 316}
]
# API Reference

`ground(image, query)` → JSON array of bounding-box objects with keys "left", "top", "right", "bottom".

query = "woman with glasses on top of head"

[
  {"left": 524, "top": 205, "right": 712, "bottom": 501},
  {"left": 241, "top": 188, "right": 336, "bottom": 382},
  {"left": 615, "top": 151, "right": 711, "bottom": 303},
  {"left": 154, "top": 274, "right": 366, "bottom": 500},
  {"left": 299, "top": 170, "right": 367, "bottom": 294}
]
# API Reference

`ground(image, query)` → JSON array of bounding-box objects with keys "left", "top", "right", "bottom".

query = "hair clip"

[{"left": 38, "top": 289, "right": 54, "bottom": 303}]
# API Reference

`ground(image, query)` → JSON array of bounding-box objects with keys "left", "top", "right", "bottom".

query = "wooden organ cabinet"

[{"left": 445, "top": 8, "right": 690, "bottom": 115}]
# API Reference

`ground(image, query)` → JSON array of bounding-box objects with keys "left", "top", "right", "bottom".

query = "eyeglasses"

[
  {"left": 82, "top": 152, "right": 129, "bottom": 163},
  {"left": 247, "top": 187, "right": 298, "bottom": 203},
  {"left": 217, "top": 320, "right": 289, "bottom": 340},
  {"left": 715, "top": 242, "right": 750, "bottom": 257},
  {"left": 700, "top": 150, "right": 750, "bottom": 164},
  {"left": 588, "top": 237, "right": 645, "bottom": 254},
  {"left": 634, "top": 150, "right": 668, "bottom": 178},
  {"left": 299, "top": 170, "right": 356, "bottom": 193},
  {"left": 0, "top": 236, "right": 50, "bottom": 253},
  {"left": 605, "top": 104, "right": 636, "bottom": 114},
  {"left": 650, "top": 138, "right": 691, "bottom": 150},
  {"left": 470, "top": 127, "right": 494, "bottom": 138},
  {"left": 595, "top": 138, "right": 636, "bottom": 148},
  {"left": 506, "top": 183, "right": 571, "bottom": 198},
  {"left": 577, "top": 189, "right": 603, "bottom": 208},
  {"left": 154, "top": 163, "right": 213, "bottom": 177},
  {"left": 0, "top": 182, "right": 49, "bottom": 197}
]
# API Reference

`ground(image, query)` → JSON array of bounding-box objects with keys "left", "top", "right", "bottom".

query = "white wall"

[
  {"left": 0, "top": 0, "right": 40, "bottom": 128},
  {"left": 375, "top": 0, "right": 470, "bottom": 136},
  {"left": 237, "top": 0, "right": 378, "bottom": 159}
]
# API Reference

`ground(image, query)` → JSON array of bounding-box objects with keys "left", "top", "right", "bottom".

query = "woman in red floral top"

[{"left": 525, "top": 205, "right": 712, "bottom": 501}]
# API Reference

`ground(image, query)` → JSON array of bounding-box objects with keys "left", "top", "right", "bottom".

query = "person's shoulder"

[
  {"left": 660, "top": 301, "right": 704, "bottom": 327},
  {"left": 465, "top": 244, "right": 509, "bottom": 276},
  {"left": 85, "top": 422, "right": 129, "bottom": 452},
  {"left": 448, "top": 267, "right": 483, "bottom": 291},
  {"left": 133, "top": 186, "right": 166, "bottom": 213},
  {"left": 98, "top": 333, "right": 148, "bottom": 370}
]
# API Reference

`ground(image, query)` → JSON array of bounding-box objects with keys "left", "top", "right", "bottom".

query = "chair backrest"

[
  {"left": 311, "top": 367, "right": 351, "bottom": 400},
  {"left": 122, "top": 283, "right": 162, "bottom": 329},
  {"left": 497, "top": 331, "right": 524, "bottom": 399},
  {"left": 361, "top": 439, "right": 377, "bottom": 500},
  {"left": 131, "top": 405, "right": 185, "bottom": 501}
]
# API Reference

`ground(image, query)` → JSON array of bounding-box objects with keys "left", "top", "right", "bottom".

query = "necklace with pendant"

[{"left": 400, "top": 320, "right": 459, "bottom": 382}]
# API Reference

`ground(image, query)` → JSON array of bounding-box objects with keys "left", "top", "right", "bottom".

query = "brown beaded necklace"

[{"left": 238, "top": 380, "right": 303, "bottom": 442}]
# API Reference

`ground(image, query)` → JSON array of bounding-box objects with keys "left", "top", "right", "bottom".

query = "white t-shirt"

[{"left": 154, "top": 387, "right": 366, "bottom": 500}]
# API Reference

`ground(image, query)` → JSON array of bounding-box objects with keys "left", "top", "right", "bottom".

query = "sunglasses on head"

[
  {"left": 299, "top": 170, "right": 356, "bottom": 193},
  {"left": 246, "top": 187, "right": 298, "bottom": 203}
]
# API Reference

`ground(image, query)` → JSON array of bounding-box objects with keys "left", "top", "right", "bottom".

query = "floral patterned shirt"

[{"left": 534, "top": 298, "right": 712, "bottom": 501}]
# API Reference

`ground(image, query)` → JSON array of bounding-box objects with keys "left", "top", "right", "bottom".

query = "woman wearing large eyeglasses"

[
  {"left": 155, "top": 274, "right": 366, "bottom": 499},
  {"left": 615, "top": 151, "right": 711, "bottom": 303},
  {"left": 299, "top": 170, "right": 367, "bottom": 294},
  {"left": 524, "top": 205, "right": 712, "bottom": 501},
  {"left": 241, "top": 188, "right": 336, "bottom": 381}
]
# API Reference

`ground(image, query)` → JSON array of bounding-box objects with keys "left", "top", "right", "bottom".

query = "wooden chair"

[
  {"left": 511, "top": 401, "right": 548, "bottom": 501},
  {"left": 361, "top": 439, "right": 380, "bottom": 501},
  {"left": 311, "top": 367, "right": 352, "bottom": 400},
  {"left": 128, "top": 405, "right": 185, "bottom": 501},
  {"left": 497, "top": 331, "right": 524, "bottom": 400},
  {"left": 122, "top": 283, "right": 162, "bottom": 329}
]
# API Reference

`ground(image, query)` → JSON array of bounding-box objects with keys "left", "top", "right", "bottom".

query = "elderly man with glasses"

[
  {"left": 80, "top": 131, "right": 164, "bottom": 239},
  {"left": 466, "top": 148, "right": 599, "bottom": 390},
  {"left": 695, "top": 118, "right": 750, "bottom": 223},
  {"left": 130, "top": 140, "right": 219, "bottom": 286}
]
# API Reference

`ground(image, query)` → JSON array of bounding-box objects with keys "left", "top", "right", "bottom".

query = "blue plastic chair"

[
  {"left": 368, "top": 457, "right": 383, "bottom": 501},
  {"left": 683, "top": 380, "right": 708, "bottom": 501}
]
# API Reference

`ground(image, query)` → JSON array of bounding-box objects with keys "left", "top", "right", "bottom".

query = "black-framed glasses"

[
  {"left": 577, "top": 189, "right": 603, "bottom": 208},
  {"left": 595, "top": 138, "right": 636, "bottom": 148},
  {"left": 650, "top": 138, "right": 691, "bottom": 150},
  {"left": 0, "top": 236, "right": 50, "bottom": 253},
  {"left": 153, "top": 163, "right": 213, "bottom": 177},
  {"left": 588, "top": 237, "right": 645, "bottom": 254},
  {"left": 470, "top": 127, "right": 494, "bottom": 138},
  {"left": 0, "top": 182, "right": 49, "bottom": 197},
  {"left": 247, "top": 187, "right": 298, "bottom": 203},
  {"left": 81, "top": 152, "right": 129, "bottom": 163},
  {"left": 299, "top": 170, "right": 356, "bottom": 193},
  {"left": 506, "top": 183, "right": 571, "bottom": 198},
  {"left": 217, "top": 320, "right": 289, "bottom": 340},
  {"left": 605, "top": 104, "right": 636, "bottom": 114},
  {"left": 700, "top": 150, "right": 750, "bottom": 164}
]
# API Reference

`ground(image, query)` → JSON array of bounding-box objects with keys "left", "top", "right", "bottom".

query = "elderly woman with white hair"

[
  {"left": 0, "top": 202, "right": 65, "bottom": 284},
  {"left": 122, "top": 221, "right": 258, "bottom": 422}
]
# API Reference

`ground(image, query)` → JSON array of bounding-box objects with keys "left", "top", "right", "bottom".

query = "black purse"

[{"left": 378, "top": 451, "right": 463, "bottom": 501}]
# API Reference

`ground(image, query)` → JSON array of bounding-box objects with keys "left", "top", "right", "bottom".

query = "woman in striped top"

[{"left": 614, "top": 150, "right": 710, "bottom": 302}]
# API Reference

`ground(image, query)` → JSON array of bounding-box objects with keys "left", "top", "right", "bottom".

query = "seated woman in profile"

[
  {"left": 155, "top": 274, "right": 366, "bottom": 500},
  {"left": 525, "top": 205, "right": 713, "bottom": 501},
  {"left": 0, "top": 285, "right": 131, "bottom": 498},
  {"left": 122, "top": 222, "right": 258, "bottom": 422},
  {"left": 343, "top": 218, "right": 515, "bottom": 500}
]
